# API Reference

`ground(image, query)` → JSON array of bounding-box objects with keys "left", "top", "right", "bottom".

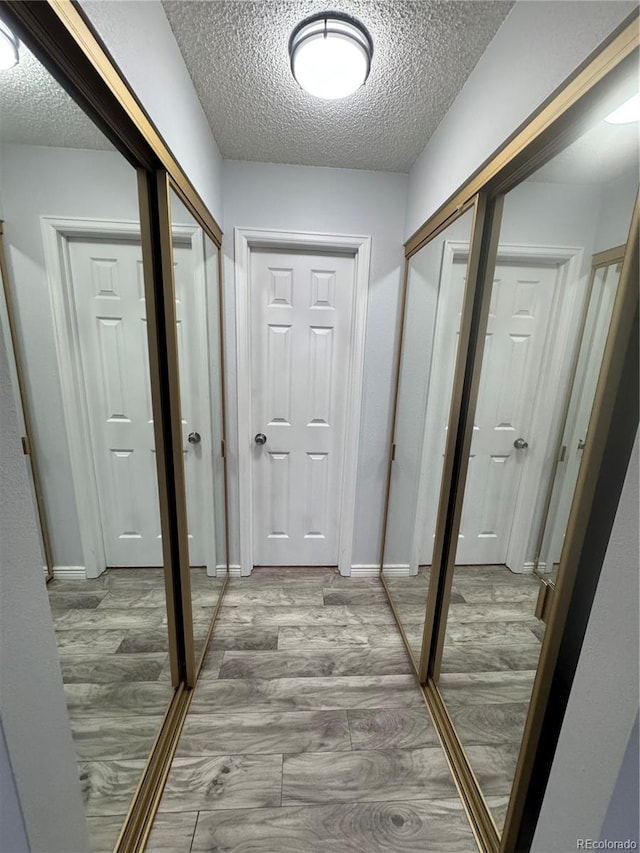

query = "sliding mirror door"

[
  {"left": 167, "top": 185, "right": 228, "bottom": 669},
  {"left": 434, "top": 67, "right": 639, "bottom": 834},
  {"left": 381, "top": 207, "right": 475, "bottom": 663},
  {"left": 0, "top": 28, "right": 176, "bottom": 851}
]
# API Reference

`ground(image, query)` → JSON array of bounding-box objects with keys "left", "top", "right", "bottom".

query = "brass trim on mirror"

[
  {"left": 157, "top": 173, "right": 197, "bottom": 687},
  {"left": 419, "top": 194, "right": 503, "bottom": 684},
  {"left": 425, "top": 682, "right": 500, "bottom": 853}
]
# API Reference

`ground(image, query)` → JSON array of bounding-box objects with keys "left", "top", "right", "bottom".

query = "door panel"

[
  {"left": 251, "top": 249, "right": 354, "bottom": 566},
  {"left": 457, "top": 262, "right": 559, "bottom": 563},
  {"left": 68, "top": 234, "right": 211, "bottom": 567}
]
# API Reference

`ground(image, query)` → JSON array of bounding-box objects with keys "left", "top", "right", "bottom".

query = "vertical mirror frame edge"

[
  {"left": 154, "top": 172, "right": 197, "bottom": 687},
  {"left": 164, "top": 174, "right": 231, "bottom": 677}
]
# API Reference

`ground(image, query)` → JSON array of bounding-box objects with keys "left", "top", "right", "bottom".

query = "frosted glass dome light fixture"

[
  {"left": 0, "top": 20, "right": 19, "bottom": 71},
  {"left": 289, "top": 12, "right": 373, "bottom": 100}
]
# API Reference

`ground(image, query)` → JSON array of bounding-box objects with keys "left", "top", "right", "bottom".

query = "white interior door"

[
  {"left": 250, "top": 248, "right": 355, "bottom": 566},
  {"left": 456, "top": 260, "right": 560, "bottom": 564},
  {"left": 418, "top": 255, "right": 564, "bottom": 566},
  {"left": 67, "top": 233, "right": 213, "bottom": 568}
]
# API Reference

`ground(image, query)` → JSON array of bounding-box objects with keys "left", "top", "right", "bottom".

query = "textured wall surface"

[
  {"left": 163, "top": 0, "right": 512, "bottom": 172},
  {"left": 0, "top": 320, "right": 89, "bottom": 852}
]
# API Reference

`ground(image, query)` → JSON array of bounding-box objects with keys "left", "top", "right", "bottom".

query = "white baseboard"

[
  {"left": 52, "top": 565, "right": 86, "bottom": 580},
  {"left": 350, "top": 564, "right": 381, "bottom": 577},
  {"left": 512, "top": 562, "right": 537, "bottom": 575},
  {"left": 227, "top": 565, "right": 242, "bottom": 577},
  {"left": 379, "top": 564, "right": 413, "bottom": 577}
]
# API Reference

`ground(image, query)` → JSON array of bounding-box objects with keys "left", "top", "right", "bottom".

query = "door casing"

[
  {"left": 234, "top": 227, "right": 371, "bottom": 576},
  {"left": 40, "top": 216, "right": 212, "bottom": 578}
]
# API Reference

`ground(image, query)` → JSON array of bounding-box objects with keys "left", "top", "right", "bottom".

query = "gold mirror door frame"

[
  {"left": 379, "top": 193, "right": 493, "bottom": 674},
  {"left": 389, "top": 13, "right": 639, "bottom": 853}
]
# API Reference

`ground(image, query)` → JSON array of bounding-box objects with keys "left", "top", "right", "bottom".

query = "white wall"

[
  {"left": 1, "top": 144, "right": 142, "bottom": 566},
  {"left": 405, "top": 0, "right": 637, "bottom": 239},
  {"left": 532, "top": 434, "right": 639, "bottom": 852},
  {"left": 80, "top": 0, "right": 223, "bottom": 224},
  {"left": 0, "top": 320, "right": 89, "bottom": 852},
  {"left": 221, "top": 160, "right": 409, "bottom": 568}
]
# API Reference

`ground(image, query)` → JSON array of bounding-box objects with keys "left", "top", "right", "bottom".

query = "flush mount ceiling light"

[
  {"left": 0, "top": 20, "right": 19, "bottom": 70},
  {"left": 289, "top": 12, "right": 373, "bottom": 100},
  {"left": 604, "top": 92, "right": 640, "bottom": 124}
]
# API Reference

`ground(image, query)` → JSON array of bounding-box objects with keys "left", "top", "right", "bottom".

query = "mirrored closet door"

[
  {"left": 381, "top": 206, "right": 476, "bottom": 665},
  {"left": 381, "top": 37, "right": 638, "bottom": 844},
  {"left": 167, "top": 184, "right": 228, "bottom": 668}
]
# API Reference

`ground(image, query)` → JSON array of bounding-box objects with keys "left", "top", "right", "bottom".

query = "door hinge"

[
  {"left": 220, "top": 439, "right": 226, "bottom": 459},
  {"left": 391, "top": 443, "right": 396, "bottom": 462},
  {"left": 21, "top": 435, "right": 31, "bottom": 456}
]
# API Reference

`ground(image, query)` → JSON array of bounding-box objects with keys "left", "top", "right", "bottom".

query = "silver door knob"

[
  {"left": 188, "top": 432, "right": 201, "bottom": 444},
  {"left": 513, "top": 437, "right": 529, "bottom": 450},
  {"left": 254, "top": 433, "right": 267, "bottom": 445}
]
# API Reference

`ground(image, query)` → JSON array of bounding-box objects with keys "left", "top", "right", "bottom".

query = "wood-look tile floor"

[
  {"left": 148, "top": 568, "right": 480, "bottom": 853},
  {"left": 48, "top": 568, "right": 225, "bottom": 853},
  {"left": 385, "top": 564, "right": 543, "bottom": 832}
]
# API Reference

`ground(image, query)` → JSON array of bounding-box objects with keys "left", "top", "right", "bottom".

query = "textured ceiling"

[
  {"left": 0, "top": 42, "right": 111, "bottom": 150},
  {"left": 163, "top": 0, "right": 513, "bottom": 173}
]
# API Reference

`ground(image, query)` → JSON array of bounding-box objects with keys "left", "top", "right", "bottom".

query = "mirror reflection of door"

[{"left": 535, "top": 250, "right": 624, "bottom": 583}]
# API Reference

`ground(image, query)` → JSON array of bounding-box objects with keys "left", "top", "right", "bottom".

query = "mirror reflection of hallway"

[{"left": 0, "top": 35, "right": 227, "bottom": 851}]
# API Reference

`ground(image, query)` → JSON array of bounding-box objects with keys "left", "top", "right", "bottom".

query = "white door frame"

[
  {"left": 234, "top": 227, "right": 371, "bottom": 576},
  {"left": 412, "top": 240, "right": 585, "bottom": 575},
  {"left": 41, "top": 216, "right": 210, "bottom": 579}
]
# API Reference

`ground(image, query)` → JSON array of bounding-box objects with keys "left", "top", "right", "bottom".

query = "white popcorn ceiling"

[
  {"left": 162, "top": 0, "right": 513, "bottom": 173},
  {"left": 0, "top": 44, "right": 112, "bottom": 150}
]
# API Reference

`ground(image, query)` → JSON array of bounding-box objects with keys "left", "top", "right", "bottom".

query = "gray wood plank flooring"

[
  {"left": 48, "top": 566, "right": 223, "bottom": 852},
  {"left": 147, "top": 563, "right": 543, "bottom": 849},
  {"left": 151, "top": 567, "right": 480, "bottom": 851}
]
